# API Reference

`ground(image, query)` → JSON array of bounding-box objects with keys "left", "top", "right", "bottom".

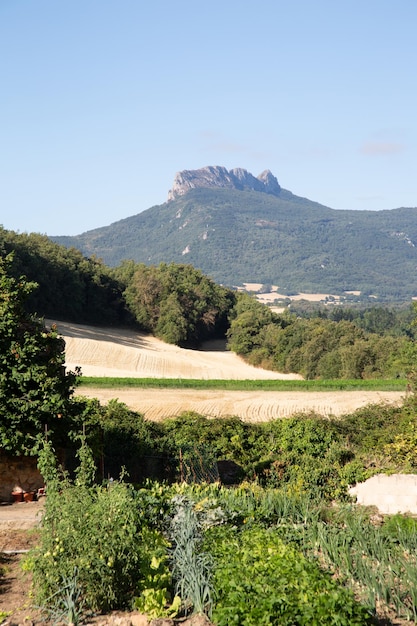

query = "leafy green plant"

[
  {"left": 381, "top": 512, "right": 417, "bottom": 548},
  {"left": 123, "top": 261, "right": 232, "bottom": 347},
  {"left": 0, "top": 253, "right": 80, "bottom": 455},
  {"left": 174, "top": 483, "right": 417, "bottom": 623},
  {"left": 133, "top": 528, "right": 180, "bottom": 618},
  {"left": 205, "top": 524, "right": 373, "bottom": 625}
]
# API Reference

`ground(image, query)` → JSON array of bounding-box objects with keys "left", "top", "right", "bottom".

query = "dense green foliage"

[
  {"left": 150, "top": 411, "right": 362, "bottom": 498},
  {"left": 81, "top": 397, "right": 162, "bottom": 483},
  {"left": 0, "top": 255, "right": 81, "bottom": 454},
  {"left": 0, "top": 228, "right": 236, "bottom": 347},
  {"left": 74, "top": 394, "right": 417, "bottom": 500},
  {"left": 205, "top": 524, "right": 372, "bottom": 625},
  {"left": 0, "top": 227, "right": 130, "bottom": 325},
  {"left": 122, "top": 262, "right": 233, "bottom": 346},
  {"left": 292, "top": 302, "right": 416, "bottom": 337},
  {"left": 31, "top": 441, "right": 174, "bottom": 615},
  {"left": 227, "top": 292, "right": 414, "bottom": 379},
  {"left": 52, "top": 186, "right": 417, "bottom": 300},
  {"left": 3, "top": 225, "right": 417, "bottom": 373}
]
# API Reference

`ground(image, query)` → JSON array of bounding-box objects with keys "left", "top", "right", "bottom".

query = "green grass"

[{"left": 77, "top": 377, "right": 407, "bottom": 392}]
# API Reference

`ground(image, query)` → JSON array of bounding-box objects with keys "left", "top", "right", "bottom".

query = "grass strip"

[{"left": 77, "top": 377, "right": 408, "bottom": 392}]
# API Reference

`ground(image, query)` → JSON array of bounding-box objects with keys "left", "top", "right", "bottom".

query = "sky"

[{"left": 1, "top": 1, "right": 416, "bottom": 236}]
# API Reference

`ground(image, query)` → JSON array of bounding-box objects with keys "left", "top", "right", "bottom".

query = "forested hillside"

[
  {"left": 52, "top": 185, "right": 417, "bottom": 300},
  {"left": 227, "top": 292, "right": 416, "bottom": 379},
  {"left": 2, "top": 226, "right": 417, "bottom": 379},
  {"left": 0, "top": 228, "right": 233, "bottom": 346},
  {"left": 0, "top": 227, "right": 128, "bottom": 326}
]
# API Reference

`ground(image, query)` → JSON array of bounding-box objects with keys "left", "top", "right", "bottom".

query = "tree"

[
  {"left": 124, "top": 262, "right": 233, "bottom": 346},
  {"left": 0, "top": 254, "right": 80, "bottom": 454}
]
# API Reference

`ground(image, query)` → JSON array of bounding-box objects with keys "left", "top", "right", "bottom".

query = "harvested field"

[
  {"left": 50, "top": 320, "right": 405, "bottom": 422},
  {"left": 74, "top": 387, "right": 404, "bottom": 422},
  {"left": 55, "top": 320, "right": 302, "bottom": 381}
]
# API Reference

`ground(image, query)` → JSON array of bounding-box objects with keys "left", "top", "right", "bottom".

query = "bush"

[{"left": 30, "top": 442, "right": 170, "bottom": 613}]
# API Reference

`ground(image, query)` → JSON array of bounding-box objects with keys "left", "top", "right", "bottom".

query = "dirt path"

[
  {"left": 0, "top": 502, "right": 44, "bottom": 623},
  {"left": 0, "top": 501, "right": 44, "bottom": 535}
]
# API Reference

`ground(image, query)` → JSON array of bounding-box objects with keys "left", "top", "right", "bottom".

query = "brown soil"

[{"left": 0, "top": 502, "right": 44, "bottom": 624}]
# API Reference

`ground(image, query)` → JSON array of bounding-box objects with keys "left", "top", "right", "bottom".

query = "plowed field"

[{"left": 51, "top": 320, "right": 405, "bottom": 421}]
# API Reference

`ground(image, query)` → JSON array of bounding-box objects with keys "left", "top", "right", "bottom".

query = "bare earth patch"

[
  {"left": 55, "top": 320, "right": 302, "bottom": 381},
  {"left": 0, "top": 502, "right": 43, "bottom": 624}
]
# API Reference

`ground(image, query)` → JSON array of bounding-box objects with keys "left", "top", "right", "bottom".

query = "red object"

[{"left": 12, "top": 491, "right": 24, "bottom": 503}]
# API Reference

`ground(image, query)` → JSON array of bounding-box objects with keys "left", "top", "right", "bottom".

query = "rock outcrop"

[{"left": 167, "top": 166, "right": 281, "bottom": 201}]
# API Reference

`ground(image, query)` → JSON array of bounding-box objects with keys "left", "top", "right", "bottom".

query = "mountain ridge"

[
  {"left": 167, "top": 165, "right": 281, "bottom": 201},
  {"left": 51, "top": 166, "right": 417, "bottom": 301}
]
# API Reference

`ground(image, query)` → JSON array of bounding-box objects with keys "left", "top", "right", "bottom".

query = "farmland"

[{"left": 56, "top": 320, "right": 406, "bottom": 420}]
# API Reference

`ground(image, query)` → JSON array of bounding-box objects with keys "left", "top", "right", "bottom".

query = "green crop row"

[{"left": 78, "top": 376, "right": 407, "bottom": 391}]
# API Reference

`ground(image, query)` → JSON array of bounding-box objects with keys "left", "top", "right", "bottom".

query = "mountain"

[
  {"left": 167, "top": 165, "right": 281, "bottom": 200},
  {"left": 52, "top": 166, "right": 417, "bottom": 301}
]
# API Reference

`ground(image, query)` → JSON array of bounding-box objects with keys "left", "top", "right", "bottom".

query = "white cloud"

[{"left": 360, "top": 141, "right": 405, "bottom": 156}]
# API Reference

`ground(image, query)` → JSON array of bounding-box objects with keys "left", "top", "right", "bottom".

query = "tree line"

[
  {"left": 227, "top": 293, "right": 416, "bottom": 379},
  {"left": 2, "top": 228, "right": 417, "bottom": 461}
]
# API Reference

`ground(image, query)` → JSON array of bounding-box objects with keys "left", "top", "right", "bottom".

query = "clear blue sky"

[{"left": 1, "top": 0, "right": 416, "bottom": 236}]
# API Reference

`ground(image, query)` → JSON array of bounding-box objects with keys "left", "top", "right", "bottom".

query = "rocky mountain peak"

[{"left": 167, "top": 166, "right": 281, "bottom": 201}]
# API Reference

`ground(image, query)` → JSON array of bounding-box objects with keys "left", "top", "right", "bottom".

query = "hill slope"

[
  {"left": 52, "top": 320, "right": 403, "bottom": 421},
  {"left": 52, "top": 168, "right": 417, "bottom": 300},
  {"left": 57, "top": 319, "right": 300, "bottom": 380}
]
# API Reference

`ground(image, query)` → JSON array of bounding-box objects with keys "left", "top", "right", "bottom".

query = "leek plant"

[{"left": 168, "top": 496, "right": 213, "bottom": 617}]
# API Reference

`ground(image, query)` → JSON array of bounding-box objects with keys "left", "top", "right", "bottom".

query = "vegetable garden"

[{"left": 24, "top": 416, "right": 417, "bottom": 625}]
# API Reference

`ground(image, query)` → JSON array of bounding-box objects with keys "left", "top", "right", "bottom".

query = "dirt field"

[
  {"left": 74, "top": 387, "right": 404, "bottom": 421},
  {"left": 56, "top": 320, "right": 303, "bottom": 381},
  {"left": 50, "top": 320, "right": 405, "bottom": 420}
]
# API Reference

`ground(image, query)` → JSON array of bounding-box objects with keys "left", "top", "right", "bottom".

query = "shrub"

[{"left": 30, "top": 441, "right": 171, "bottom": 613}]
